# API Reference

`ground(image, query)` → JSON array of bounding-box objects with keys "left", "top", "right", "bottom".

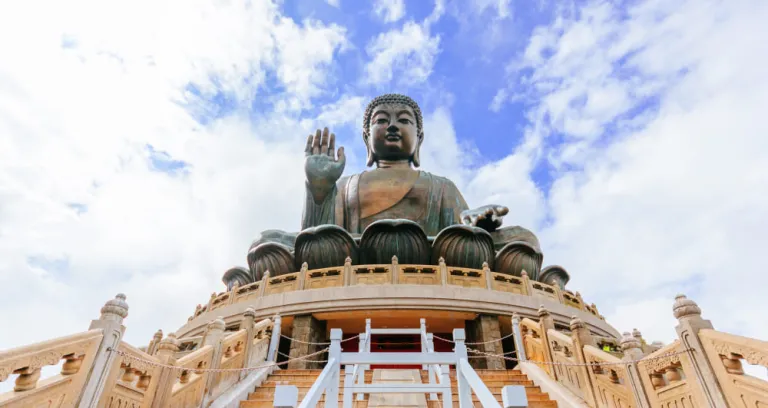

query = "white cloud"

[
  {"left": 0, "top": 0, "right": 347, "bottom": 351},
  {"left": 364, "top": 1, "right": 445, "bottom": 87},
  {"left": 326, "top": 0, "right": 340, "bottom": 7},
  {"left": 503, "top": 0, "right": 768, "bottom": 346},
  {"left": 374, "top": 0, "right": 406, "bottom": 23}
]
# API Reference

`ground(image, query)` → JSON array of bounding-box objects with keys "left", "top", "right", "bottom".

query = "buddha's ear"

[
  {"left": 412, "top": 132, "right": 424, "bottom": 168},
  {"left": 364, "top": 133, "right": 375, "bottom": 167}
]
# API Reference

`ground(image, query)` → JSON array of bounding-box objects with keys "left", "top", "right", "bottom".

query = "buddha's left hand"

[{"left": 460, "top": 205, "right": 509, "bottom": 232}]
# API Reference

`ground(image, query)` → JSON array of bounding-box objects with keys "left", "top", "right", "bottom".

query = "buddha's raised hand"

[
  {"left": 460, "top": 205, "right": 509, "bottom": 232},
  {"left": 304, "top": 127, "right": 346, "bottom": 204}
]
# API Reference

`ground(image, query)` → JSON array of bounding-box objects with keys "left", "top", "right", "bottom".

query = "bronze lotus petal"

[
  {"left": 222, "top": 266, "right": 252, "bottom": 291},
  {"left": 494, "top": 240, "right": 543, "bottom": 280},
  {"left": 539, "top": 265, "right": 570, "bottom": 289},
  {"left": 294, "top": 224, "right": 358, "bottom": 270},
  {"left": 247, "top": 242, "right": 296, "bottom": 280},
  {"left": 359, "top": 219, "right": 430, "bottom": 265},
  {"left": 432, "top": 224, "right": 495, "bottom": 269},
  {"left": 490, "top": 225, "right": 541, "bottom": 252}
]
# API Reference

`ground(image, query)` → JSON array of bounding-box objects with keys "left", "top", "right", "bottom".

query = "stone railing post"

[
  {"left": 78, "top": 294, "right": 129, "bottom": 408},
  {"left": 511, "top": 313, "right": 526, "bottom": 362},
  {"left": 240, "top": 308, "right": 257, "bottom": 380},
  {"left": 620, "top": 332, "right": 652, "bottom": 408},
  {"left": 259, "top": 271, "right": 270, "bottom": 297},
  {"left": 550, "top": 280, "right": 565, "bottom": 304},
  {"left": 536, "top": 305, "right": 557, "bottom": 379},
  {"left": 391, "top": 255, "right": 399, "bottom": 284},
  {"left": 521, "top": 271, "right": 533, "bottom": 296},
  {"left": 673, "top": 294, "right": 729, "bottom": 407},
  {"left": 438, "top": 257, "right": 447, "bottom": 285},
  {"left": 569, "top": 316, "right": 600, "bottom": 408},
  {"left": 149, "top": 334, "right": 181, "bottom": 408},
  {"left": 483, "top": 262, "right": 493, "bottom": 289},
  {"left": 343, "top": 257, "right": 353, "bottom": 286},
  {"left": 201, "top": 317, "right": 226, "bottom": 406},
  {"left": 268, "top": 314, "right": 282, "bottom": 363},
  {"left": 298, "top": 263, "right": 307, "bottom": 290},
  {"left": 147, "top": 329, "right": 163, "bottom": 355}
]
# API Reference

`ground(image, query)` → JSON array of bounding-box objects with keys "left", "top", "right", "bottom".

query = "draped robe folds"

[{"left": 301, "top": 169, "right": 469, "bottom": 236}]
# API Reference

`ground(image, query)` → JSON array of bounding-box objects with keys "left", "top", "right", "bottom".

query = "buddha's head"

[{"left": 362, "top": 94, "right": 424, "bottom": 167}]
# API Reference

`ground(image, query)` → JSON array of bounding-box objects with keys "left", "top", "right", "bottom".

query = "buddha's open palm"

[
  {"left": 461, "top": 205, "right": 509, "bottom": 232},
  {"left": 304, "top": 127, "right": 346, "bottom": 203}
]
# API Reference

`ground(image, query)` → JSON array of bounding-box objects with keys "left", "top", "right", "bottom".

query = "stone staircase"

[{"left": 240, "top": 369, "right": 557, "bottom": 408}]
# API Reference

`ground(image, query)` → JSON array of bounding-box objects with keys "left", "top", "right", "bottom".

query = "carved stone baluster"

[
  {"left": 14, "top": 367, "right": 41, "bottom": 391},
  {"left": 61, "top": 354, "right": 84, "bottom": 375},
  {"left": 720, "top": 353, "right": 744, "bottom": 375}
]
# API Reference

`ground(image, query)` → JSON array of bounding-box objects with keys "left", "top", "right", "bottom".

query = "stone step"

[
  {"left": 248, "top": 384, "right": 544, "bottom": 400},
  {"left": 259, "top": 379, "right": 535, "bottom": 388}
]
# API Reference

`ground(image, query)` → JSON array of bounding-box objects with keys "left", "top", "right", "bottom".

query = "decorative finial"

[
  {"left": 620, "top": 331, "right": 641, "bottom": 350},
  {"left": 153, "top": 329, "right": 163, "bottom": 340},
  {"left": 632, "top": 328, "right": 642, "bottom": 339},
  {"left": 391, "top": 255, "right": 398, "bottom": 264},
  {"left": 158, "top": 333, "right": 180, "bottom": 353},
  {"left": 208, "top": 317, "right": 226, "bottom": 332},
  {"left": 482, "top": 261, "right": 490, "bottom": 270},
  {"left": 569, "top": 315, "right": 585, "bottom": 331},
  {"left": 244, "top": 307, "right": 257, "bottom": 319},
  {"left": 345, "top": 256, "right": 352, "bottom": 265},
  {"left": 537, "top": 305, "right": 550, "bottom": 317},
  {"left": 521, "top": 270, "right": 528, "bottom": 278},
  {"left": 100, "top": 293, "right": 129, "bottom": 321},
  {"left": 672, "top": 294, "right": 701, "bottom": 319},
  {"left": 438, "top": 257, "right": 445, "bottom": 265},
  {"left": 511, "top": 312, "right": 520, "bottom": 323}
]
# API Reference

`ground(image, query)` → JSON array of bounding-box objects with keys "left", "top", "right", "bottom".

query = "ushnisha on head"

[{"left": 362, "top": 94, "right": 424, "bottom": 167}]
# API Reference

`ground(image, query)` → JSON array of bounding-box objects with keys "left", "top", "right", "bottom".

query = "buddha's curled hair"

[{"left": 362, "top": 94, "right": 424, "bottom": 139}]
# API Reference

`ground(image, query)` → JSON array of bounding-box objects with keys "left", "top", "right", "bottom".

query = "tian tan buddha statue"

[{"left": 222, "top": 94, "right": 570, "bottom": 290}]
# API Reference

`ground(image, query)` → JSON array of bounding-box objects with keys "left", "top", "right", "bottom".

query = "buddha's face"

[{"left": 367, "top": 103, "right": 421, "bottom": 163}]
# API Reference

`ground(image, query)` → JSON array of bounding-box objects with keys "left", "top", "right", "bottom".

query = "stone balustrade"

[
  {"left": 194, "top": 258, "right": 603, "bottom": 323},
  {"left": 0, "top": 296, "right": 275, "bottom": 408},
  {"left": 517, "top": 295, "right": 768, "bottom": 408}
]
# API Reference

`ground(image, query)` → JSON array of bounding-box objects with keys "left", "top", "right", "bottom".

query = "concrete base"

[{"left": 368, "top": 369, "right": 427, "bottom": 408}]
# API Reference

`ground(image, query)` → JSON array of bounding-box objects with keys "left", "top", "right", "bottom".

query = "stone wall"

[
  {"left": 466, "top": 314, "right": 505, "bottom": 370},
  {"left": 287, "top": 314, "right": 327, "bottom": 369}
]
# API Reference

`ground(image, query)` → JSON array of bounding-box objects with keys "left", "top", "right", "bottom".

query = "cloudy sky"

[{"left": 1, "top": 0, "right": 766, "bottom": 373}]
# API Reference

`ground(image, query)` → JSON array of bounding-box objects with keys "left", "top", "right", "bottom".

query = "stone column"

[
  {"left": 78, "top": 294, "right": 129, "bottom": 408},
  {"left": 147, "top": 329, "right": 163, "bottom": 355},
  {"left": 466, "top": 314, "right": 504, "bottom": 370},
  {"left": 149, "top": 334, "right": 181, "bottom": 408},
  {"left": 240, "top": 308, "right": 257, "bottom": 380},
  {"left": 201, "top": 317, "right": 226, "bottom": 406},
  {"left": 620, "top": 332, "right": 652, "bottom": 408},
  {"left": 288, "top": 314, "right": 327, "bottom": 369},
  {"left": 569, "top": 316, "right": 599, "bottom": 408},
  {"left": 672, "top": 294, "right": 729, "bottom": 408}
]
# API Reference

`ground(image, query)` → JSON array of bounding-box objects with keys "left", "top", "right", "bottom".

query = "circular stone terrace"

[{"left": 176, "top": 259, "right": 618, "bottom": 340}]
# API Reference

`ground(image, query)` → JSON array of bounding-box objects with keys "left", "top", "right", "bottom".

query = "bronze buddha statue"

[{"left": 229, "top": 94, "right": 565, "bottom": 290}]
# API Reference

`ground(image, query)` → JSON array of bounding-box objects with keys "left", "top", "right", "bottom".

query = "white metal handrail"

[{"left": 284, "top": 323, "right": 507, "bottom": 408}]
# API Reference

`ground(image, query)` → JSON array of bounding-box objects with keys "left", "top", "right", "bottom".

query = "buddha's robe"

[{"left": 302, "top": 168, "right": 469, "bottom": 236}]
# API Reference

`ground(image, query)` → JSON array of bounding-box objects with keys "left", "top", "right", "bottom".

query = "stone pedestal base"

[
  {"left": 466, "top": 314, "right": 505, "bottom": 370},
  {"left": 287, "top": 314, "right": 327, "bottom": 369}
]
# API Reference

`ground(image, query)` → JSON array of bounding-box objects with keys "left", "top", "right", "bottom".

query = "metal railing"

[{"left": 277, "top": 321, "right": 528, "bottom": 408}]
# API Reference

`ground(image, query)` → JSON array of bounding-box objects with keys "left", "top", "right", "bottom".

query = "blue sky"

[{"left": 1, "top": 0, "right": 767, "bottom": 379}]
